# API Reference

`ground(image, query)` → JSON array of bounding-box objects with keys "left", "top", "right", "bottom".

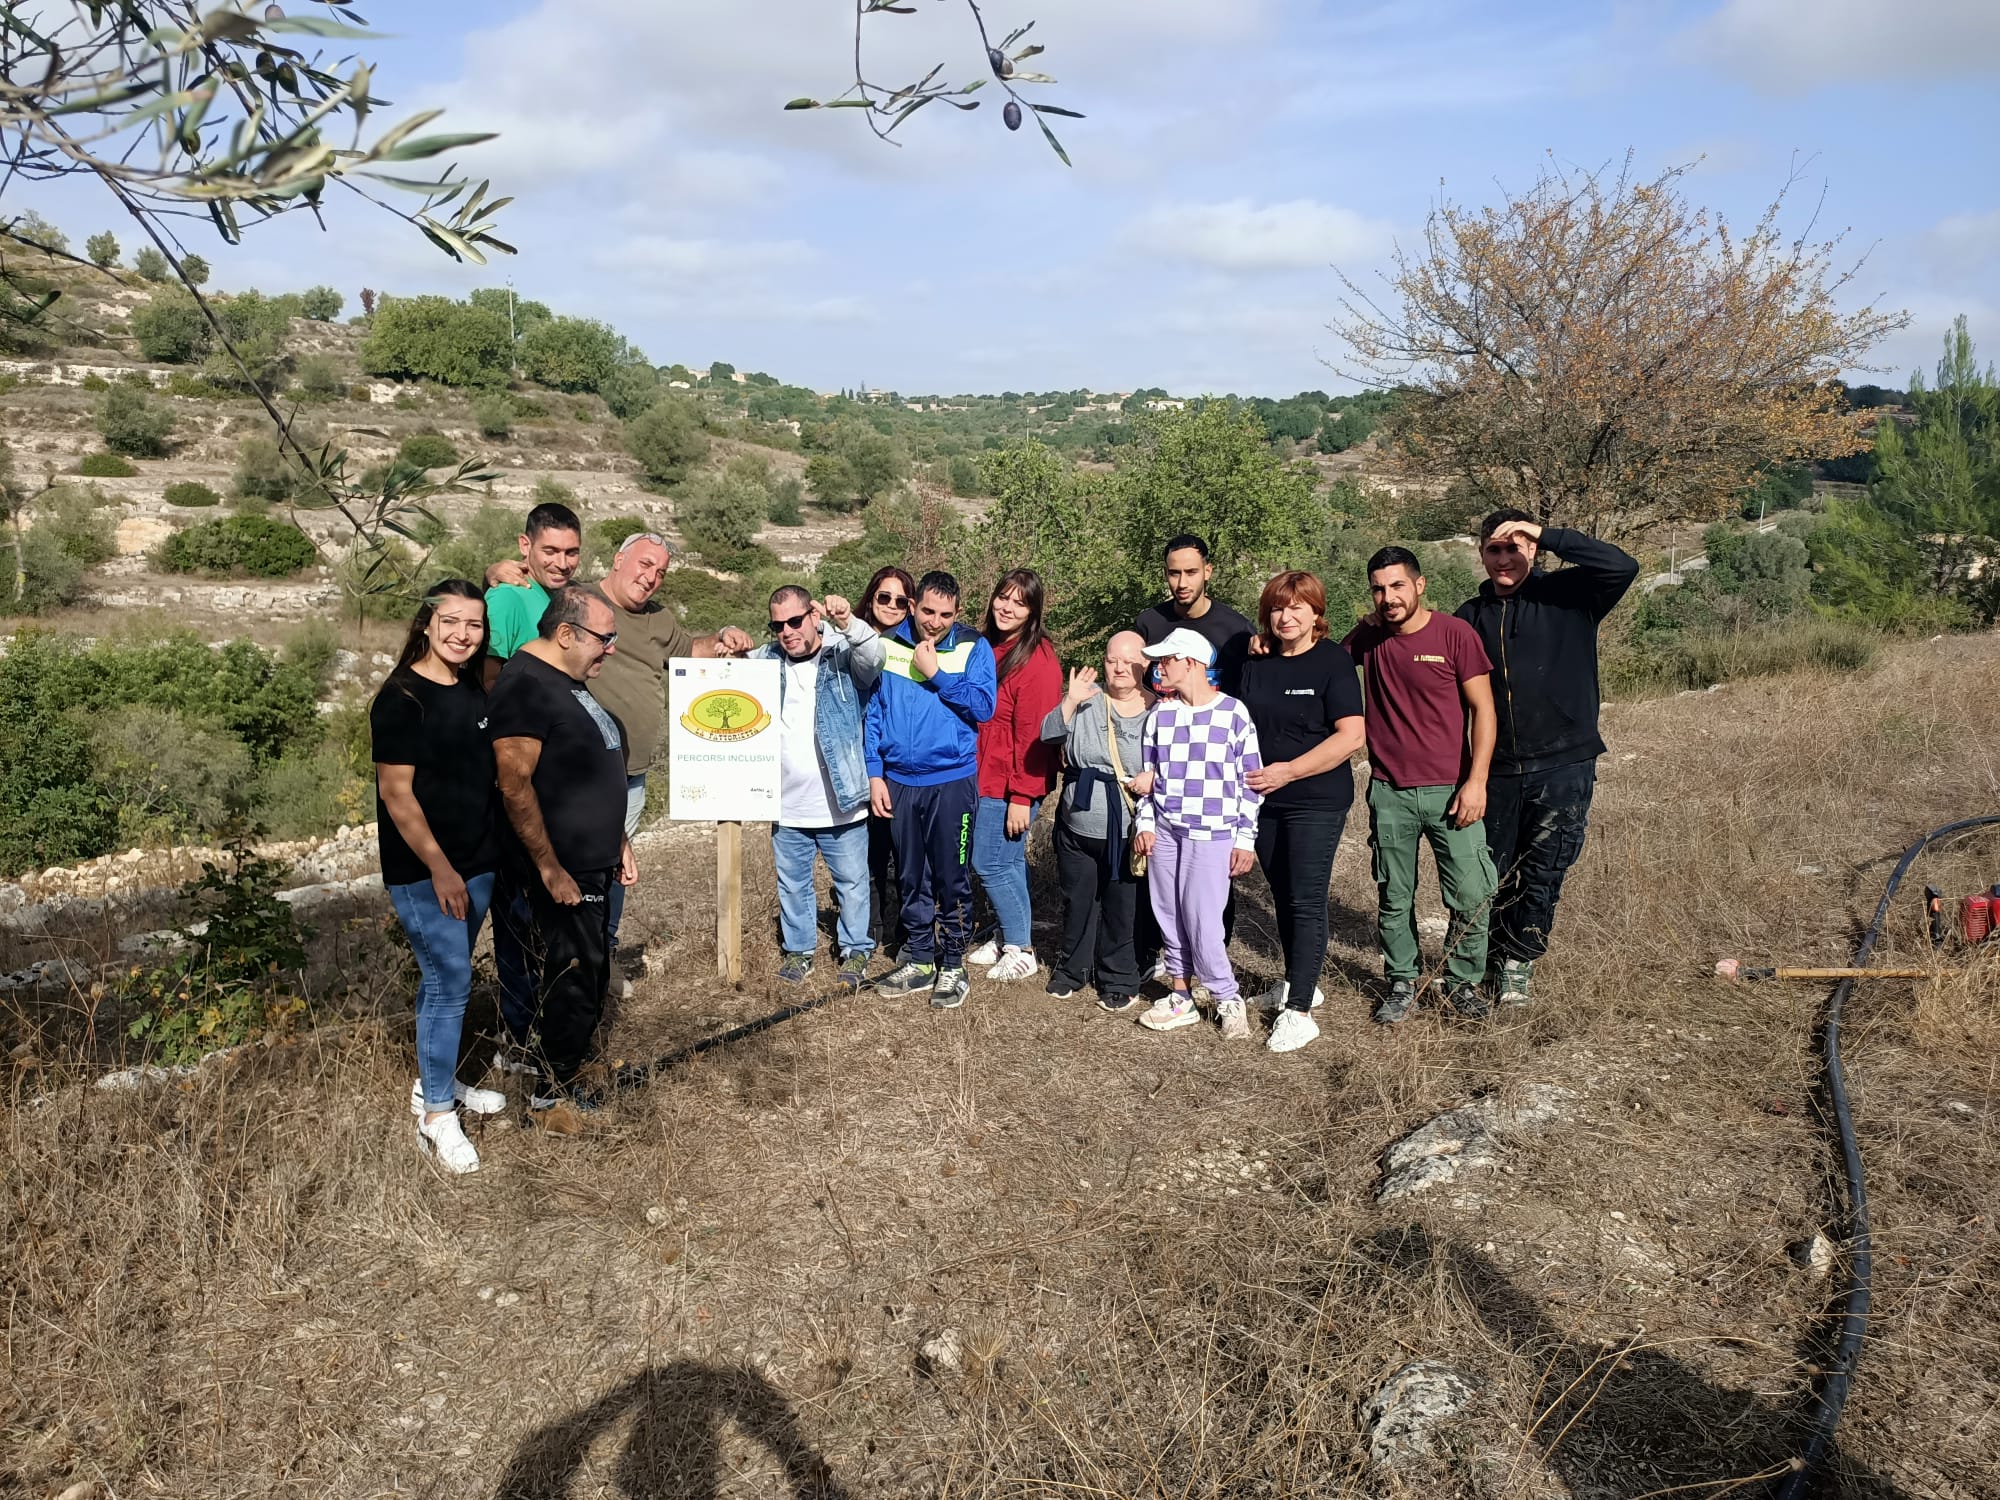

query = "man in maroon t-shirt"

[{"left": 1343, "top": 546, "right": 1499, "bottom": 1023}]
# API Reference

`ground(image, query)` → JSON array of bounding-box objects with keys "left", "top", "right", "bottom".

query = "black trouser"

[
  {"left": 867, "top": 812, "right": 907, "bottom": 958},
  {"left": 887, "top": 775, "right": 976, "bottom": 968},
  {"left": 518, "top": 865, "right": 614, "bottom": 1091},
  {"left": 1253, "top": 803, "right": 1345, "bottom": 1012},
  {"left": 1052, "top": 821, "right": 1143, "bottom": 1000},
  {"left": 1484, "top": 761, "right": 1597, "bottom": 964}
]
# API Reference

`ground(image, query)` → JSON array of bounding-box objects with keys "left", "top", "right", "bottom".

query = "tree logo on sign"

[{"left": 680, "top": 689, "right": 773, "bottom": 744}]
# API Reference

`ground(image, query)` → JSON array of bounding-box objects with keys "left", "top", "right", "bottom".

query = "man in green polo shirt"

[{"left": 482, "top": 500, "right": 586, "bottom": 682}]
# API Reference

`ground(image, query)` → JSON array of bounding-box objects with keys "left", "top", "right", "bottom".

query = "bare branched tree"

[{"left": 1329, "top": 155, "right": 1910, "bottom": 538}]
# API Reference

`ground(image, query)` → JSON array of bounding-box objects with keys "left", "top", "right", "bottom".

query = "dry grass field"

[{"left": 5, "top": 633, "right": 1999, "bottom": 1499}]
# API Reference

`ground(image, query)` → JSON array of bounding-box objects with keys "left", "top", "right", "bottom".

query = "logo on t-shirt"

[
  {"left": 572, "top": 690, "right": 624, "bottom": 752},
  {"left": 679, "top": 687, "right": 773, "bottom": 744},
  {"left": 1414, "top": 654, "right": 1447, "bottom": 665}
]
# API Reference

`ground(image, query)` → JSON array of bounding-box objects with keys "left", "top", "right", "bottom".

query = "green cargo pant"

[{"left": 1366, "top": 778, "right": 1498, "bottom": 986}]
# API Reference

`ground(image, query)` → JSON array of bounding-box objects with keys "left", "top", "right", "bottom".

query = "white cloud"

[
  {"left": 1682, "top": 0, "right": 2000, "bottom": 91},
  {"left": 1923, "top": 208, "right": 2000, "bottom": 279},
  {"left": 1124, "top": 198, "right": 1394, "bottom": 272}
]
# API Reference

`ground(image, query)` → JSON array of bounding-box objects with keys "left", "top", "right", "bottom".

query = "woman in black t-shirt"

[
  {"left": 1236, "top": 571, "right": 1367, "bottom": 1055},
  {"left": 370, "top": 580, "right": 504, "bottom": 1174}
]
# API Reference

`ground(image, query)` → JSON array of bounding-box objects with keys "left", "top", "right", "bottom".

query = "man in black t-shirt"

[
  {"left": 1134, "top": 533, "right": 1255, "bottom": 695},
  {"left": 487, "top": 586, "right": 635, "bottom": 1118}
]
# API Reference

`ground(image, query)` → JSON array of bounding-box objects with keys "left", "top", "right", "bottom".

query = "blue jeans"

[
  {"left": 971, "top": 795, "right": 1038, "bottom": 949},
  {"left": 607, "top": 773, "right": 646, "bottom": 949},
  {"left": 773, "top": 820, "right": 873, "bottom": 958},
  {"left": 389, "top": 871, "right": 497, "bottom": 1111}
]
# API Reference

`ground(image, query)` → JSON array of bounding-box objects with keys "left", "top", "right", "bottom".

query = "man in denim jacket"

[{"left": 751, "top": 585, "right": 885, "bottom": 991}]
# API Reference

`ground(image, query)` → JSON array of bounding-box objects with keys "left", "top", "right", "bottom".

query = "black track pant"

[
  {"left": 1484, "top": 761, "right": 1596, "bottom": 964},
  {"left": 517, "top": 866, "right": 614, "bottom": 1091},
  {"left": 1253, "top": 804, "right": 1345, "bottom": 1012},
  {"left": 867, "top": 812, "right": 908, "bottom": 958},
  {"left": 1052, "top": 822, "right": 1143, "bottom": 1001},
  {"left": 887, "top": 775, "right": 976, "bottom": 969}
]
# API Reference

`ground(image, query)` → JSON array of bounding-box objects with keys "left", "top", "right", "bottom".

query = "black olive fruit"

[
  {"left": 988, "top": 47, "right": 1012, "bottom": 78},
  {"left": 1003, "top": 100, "right": 1022, "bottom": 131}
]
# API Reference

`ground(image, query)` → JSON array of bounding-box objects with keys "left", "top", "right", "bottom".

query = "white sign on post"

[{"left": 667, "top": 656, "right": 782, "bottom": 822}]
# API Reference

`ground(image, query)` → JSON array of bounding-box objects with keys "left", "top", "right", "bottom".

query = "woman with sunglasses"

[
  {"left": 862, "top": 565, "right": 918, "bottom": 962},
  {"left": 372, "top": 580, "right": 505, "bottom": 1174},
  {"left": 964, "top": 567, "right": 1061, "bottom": 982}
]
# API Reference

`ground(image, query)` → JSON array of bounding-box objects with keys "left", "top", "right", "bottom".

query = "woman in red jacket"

[{"left": 966, "top": 567, "right": 1062, "bottom": 981}]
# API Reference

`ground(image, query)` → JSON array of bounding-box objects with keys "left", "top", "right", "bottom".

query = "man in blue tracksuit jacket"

[{"left": 865, "top": 570, "right": 997, "bottom": 1009}]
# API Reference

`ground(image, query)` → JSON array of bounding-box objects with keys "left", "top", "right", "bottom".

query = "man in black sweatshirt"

[{"left": 1454, "top": 509, "right": 1638, "bottom": 1007}]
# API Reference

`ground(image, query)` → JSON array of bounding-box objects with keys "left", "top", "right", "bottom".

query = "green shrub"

[
  {"left": 595, "top": 515, "right": 651, "bottom": 553},
  {"left": 77, "top": 451, "right": 138, "bottom": 477},
  {"left": 163, "top": 481, "right": 219, "bottom": 509},
  {"left": 299, "top": 285, "right": 344, "bottom": 321},
  {"left": 157, "top": 515, "right": 317, "bottom": 578},
  {"left": 256, "top": 742, "right": 367, "bottom": 838},
  {"left": 39, "top": 484, "right": 119, "bottom": 565},
  {"left": 427, "top": 503, "right": 526, "bottom": 585},
  {"left": 1602, "top": 618, "right": 1879, "bottom": 697},
  {"left": 93, "top": 704, "right": 256, "bottom": 845},
  {"left": 600, "top": 360, "right": 660, "bottom": 420},
  {"left": 472, "top": 393, "right": 514, "bottom": 438},
  {"left": 179, "top": 253, "right": 210, "bottom": 287},
  {"left": 6, "top": 528, "right": 86, "bottom": 615},
  {"left": 96, "top": 382, "right": 174, "bottom": 457},
  {"left": 676, "top": 467, "right": 766, "bottom": 563},
  {"left": 626, "top": 396, "right": 709, "bottom": 483},
  {"left": 163, "top": 372, "right": 235, "bottom": 400},
  {"left": 294, "top": 354, "right": 343, "bottom": 402},
  {"left": 359, "top": 294, "right": 512, "bottom": 388},
  {"left": 767, "top": 477, "right": 804, "bottom": 525},
  {"left": 396, "top": 431, "right": 461, "bottom": 469},
  {"left": 80, "top": 373, "right": 110, "bottom": 393},
  {"left": 510, "top": 395, "right": 550, "bottom": 420},
  {"left": 335, "top": 539, "right": 426, "bottom": 623},
  {"left": 130, "top": 294, "right": 211, "bottom": 362}
]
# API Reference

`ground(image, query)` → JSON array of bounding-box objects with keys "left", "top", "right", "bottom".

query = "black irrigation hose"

[
  {"left": 607, "top": 989, "right": 842, "bottom": 1094},
  {"left": 1777, "top": 813, "right": 2000, "bottom": 1497}
]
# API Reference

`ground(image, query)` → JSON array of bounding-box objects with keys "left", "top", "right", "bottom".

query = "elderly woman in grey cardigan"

[{"left": 1039, "top": 630, "right": 1154, "bottom": 1010}]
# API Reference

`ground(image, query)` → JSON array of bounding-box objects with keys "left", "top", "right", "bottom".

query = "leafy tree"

[
  {"left": 203, "top": 290, "right": 296, "bottom": 392},
  {"left": 708, "top": 361, "right": 737, "bottom": 383},
  {"left": 132, "top": 246, "right": 170, "bottom": 282},
  {"left": 804, "top": 419, "right": 908, "bottom": 509},
  {"left": 625, "top": 397, "right": 710, "bottom": 484},
  {"left": 1331, "top": 159, "right": 1907, "bottom": 536},
  {"left": 600, "top": 358, "right": 661, "bottom": 420},
  {"left": 469, "top": 287, "right": 550, "bottom": 339},
  {"left": 85, "top": 231, "right": 119, "bottom": 268},
  {"left": 767, "top": 476, "right": 805, "bottom": 525},
  {"left": 299, "top": 286, "right": 344, "bottom": 321},
  {"left": 360, "top": 295, "right": 513, "bottom": 388},
  {"left": 97, "top": 384, "right": 175, "bottom": 457},
  {"left": 677, "top": 468, "right": 767, "bottom": 564},
  {"left": 179, "top": 253, "right": 210, "bottom": 287},
  {"left": 7, "top": 211, "right": 67, "bottom": 253},
  {"left": 130, "top": 294, "right": 211, "bottom": 363},
  {"left": 521, "top": 316, "right": 624, "bottom": 392}
]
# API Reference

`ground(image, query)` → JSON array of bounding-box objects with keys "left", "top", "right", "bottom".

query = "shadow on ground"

[{"left": 493, "top": 1361, "right": 846, "bottom": 1500}]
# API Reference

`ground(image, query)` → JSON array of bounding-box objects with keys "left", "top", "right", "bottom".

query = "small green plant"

[
  {"left": 164, "top": 480, "right": 221, "bottom": 507},
  {"left": 472, "top": 393, "right": 514, "bottom": 439},
  {"left": 80, "top": 373, "right": 110, "bottom": 393},
  {"left": 123, "top": 844, "right": 311, "bottom": 1065},
  {"left": 77, "top": 451, "right": 138, "bottom": 477},
  {"left": 293, "top": 355, "right": 343, "bottom": 402},
  {"left": 157, "top": 515, "right": 318, "bottom": 578},
  {"left": 396, "top": 431, "right": 461, "bottom": 469}
]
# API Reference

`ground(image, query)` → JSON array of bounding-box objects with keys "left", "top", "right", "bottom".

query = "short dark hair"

[
  {"left": 1366, "top": 545, "right": 1423, "bottom": 579},
  {"left": 916, "top": 570, "right": 960, "bottom": 604},
  {"left": 768, "top": 583, "right": 811, "bottom": 612},
  {"left": 1163, "top": 533, "right": 1210, "bottom": 562},
  {"left": 524, "top": 501, "right": 582, "bottom": 541},
  {"left": 1479, "top": 508, "right": 1536, "bottom": 544},
  {"left": 537, "top": 583, "right": 601, "bottom": 639}
]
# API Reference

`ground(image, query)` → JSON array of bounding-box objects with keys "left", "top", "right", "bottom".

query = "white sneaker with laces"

[
  {"left": 1217, "top": 999, "right": 1251, "bottom": 1041},
  {"left": 965, "top": 939, "right": 1001, "bottom": 967},
  {"left": 415, "top": 1109, "right": 480, "bottom": 1174},
  {"left": 1266, "top": 1008, "right": 1321, "bottom": 1053},
  {"left": 410, "top": 1079, "right": 507, "bottom": 1117},
  {"left": 1253, "top": 980, "right": 1326, "bottom": 1015},
  {"left": 987, "top": 945, "right": 1039, "bottom": 981},
  {"left": 1139, "top": 992, "right": 1200, "bottom": 1032}
]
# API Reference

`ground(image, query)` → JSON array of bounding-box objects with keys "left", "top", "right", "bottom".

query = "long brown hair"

[
  {"left": 385, "top": 578, "right": 488, "bottom": 703},
  {"left": 983, "top": 567, "right": 1050, "bottom": 684},
  {"left": 1256, "top": 570, "right": 1329, "bottom": 651},
  {"left": 863, "top": 564, "right": 917, "bottom": 632}
]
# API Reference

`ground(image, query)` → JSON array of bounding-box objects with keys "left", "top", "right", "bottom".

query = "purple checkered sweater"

[{"left": 1134, "top": 694, "right": 1264, "bottom": 849}]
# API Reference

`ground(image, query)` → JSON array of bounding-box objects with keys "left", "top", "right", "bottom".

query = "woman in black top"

[
  {"left": 371, "top": 580, "right": 504, "bottom": 1173},
  {"left": 1236, "top": 570, "right": 1367, "bottom": 1054}
]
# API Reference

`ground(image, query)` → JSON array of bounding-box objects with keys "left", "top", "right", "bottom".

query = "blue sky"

[{"left": 29, "top": 0, "right": 2000, "bottom": 396}]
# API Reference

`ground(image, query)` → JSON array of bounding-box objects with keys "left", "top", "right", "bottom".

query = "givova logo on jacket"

[{"left": 881, "top": 636, "right": 978, "bottom": 680}]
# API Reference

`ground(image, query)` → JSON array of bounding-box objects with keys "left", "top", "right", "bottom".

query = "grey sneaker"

[
  {"left": 836, "top": 952, "right": 870, "bottom": 992},
  {"left": 875, "top": 960, "right": 935, "bottom": 998},
  {"left": 1444, "top": 981, "right": 1492, "bottom": 1020},
  {"left": 1496, "top": 958, "right": 1534, "bottom": 1008},
  {"left": 929, "top": 966, "right": 969, "bottom": 1010},
  {"left": 777, "top": 952, "right": 814, "bottom": 986},
  {"left": 1374, "top": 978, "right": 1420, "bottom": 1026}
]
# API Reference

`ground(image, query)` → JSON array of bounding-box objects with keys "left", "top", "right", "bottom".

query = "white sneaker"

[
  {"left": 1147, "top": 957, "right": 1169, "bottom": 984},
  {"left": 1138, "top": 992, "right": 1201, "bottom": 1031},
  {"left": 987, "top": 945, "right": 1039, "bottom": 982},
  {"left": 415, "top": 1110, "right": 480, "bottom": 1174},
  {"left": 410, "top": 1079, "right": 507, "bottom": 1117},
  {"left": 1267, "top": 1008, "right": 1320, "bottom": 1053},
  {"left": 965, "top": 939, "right": 1001, "bottom": 967},
  {"left": 1217, "top": 999, "right": 1251, "bottom": 1041},
  {"left": 1253, "top": 980, "right": 1326, "bottom": 1016}
]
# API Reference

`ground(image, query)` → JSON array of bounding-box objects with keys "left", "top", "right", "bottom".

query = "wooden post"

[{"left": 716, "top": 820, "right": 742, "bottom": 983}]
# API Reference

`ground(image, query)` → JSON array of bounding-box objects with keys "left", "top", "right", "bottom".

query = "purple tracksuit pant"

[{"left": 1148, "top": 824, "right": 1239, "bottom": 1002}]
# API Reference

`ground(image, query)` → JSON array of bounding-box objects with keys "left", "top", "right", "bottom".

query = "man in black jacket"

[{"left": 1455, "top": 510, "right": 1638, "bottom": 1007}]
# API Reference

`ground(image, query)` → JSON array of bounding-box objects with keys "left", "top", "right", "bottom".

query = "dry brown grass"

[{"left": 5, "top": 634, "right": 1999, "bottom": 1499}]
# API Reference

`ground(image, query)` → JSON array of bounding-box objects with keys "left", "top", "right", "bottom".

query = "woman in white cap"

[{"left": 1130, "top": 627, "right": 1265, "bottom": 1039}]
